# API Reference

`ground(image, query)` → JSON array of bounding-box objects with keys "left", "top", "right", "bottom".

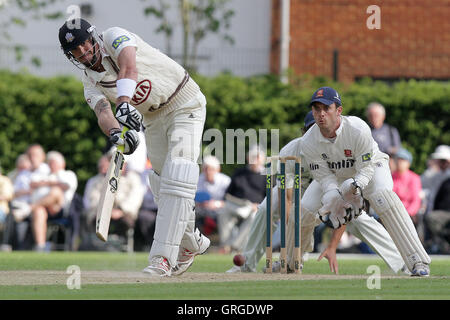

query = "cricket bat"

[{"left": 95, "top": 126, "right": 128, "bottom": 241}]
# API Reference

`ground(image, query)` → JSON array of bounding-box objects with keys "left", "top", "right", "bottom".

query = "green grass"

[{"left": 0, "top": 252, "right": 449, "bottom": 300}]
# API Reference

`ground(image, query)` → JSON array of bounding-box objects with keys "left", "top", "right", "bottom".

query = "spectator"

[
  {"left": 424, "top": 176, "right": 450, "bottom": 253},
  {"left": 421, "top": 145, "right": 450, "bottom": 213},
  {"left": 0, "top": 170, "right": 14, "bottom": 231},
  {"left": 392, "top": 148, "right": 422, "bottom": 226},
  {"left": 9, "top": 145, "right": 50, "bottom": 249},
  {"left": 134, "top": 181, "right": 158, "bottom": 252},
  {"left": 30, "top": 151, "right": 77, "bottom": 251},
  {"left": 366, "top": 102, "right": 402, "bottom": 157},
  {"left": 83, "top": 154, "right": 110, "bottom": 227},
  {"left": 7, "top": 154, "right": 31, "bottom": 182},
  {"left": 195, "top": 155, "right": 231, "bottom": 236},
  {"left": 83, "top": 152, "right": 145, "bottom": 242},
  {"left": 218, "top": 146, "right": 266, "bottom": 253}
]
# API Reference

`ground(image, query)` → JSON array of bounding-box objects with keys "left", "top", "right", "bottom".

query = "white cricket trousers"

[
  {"left": 144, "top": 92, "right": 206, "bottom": 267},
  {"left": 241, "top": 164, "right": 405, "bottom": 273}
]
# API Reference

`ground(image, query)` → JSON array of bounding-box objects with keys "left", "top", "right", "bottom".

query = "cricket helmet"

[
  {"left": 59, "top": 18, "right": 92, "bottom": 53},
  {"left": 58, "top": 18, "right": 100, "bottom": 69}
]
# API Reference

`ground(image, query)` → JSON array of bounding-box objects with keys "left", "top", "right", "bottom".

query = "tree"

[
  {"left": 143, "top": 0, "right": 235, "bottom": 72},
  {"left": 0, "top": 0, "right": 64, "bottom": 66}
]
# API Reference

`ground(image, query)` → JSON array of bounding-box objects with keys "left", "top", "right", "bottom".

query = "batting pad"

[
  {"left": 150, "top": 158, "right": 200, "bottom": 267},
  {"left": 368, "top": 189, "right": 430, "bottom": 270},
  {"left": 346, "top": 213, "right": 404, "bottom": 273},
  {"left": 147, "top": 169, "right": 161, "bottom": 205}
]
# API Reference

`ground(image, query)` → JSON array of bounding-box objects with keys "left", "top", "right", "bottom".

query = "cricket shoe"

[
  {"left": 172, "top": 229, "right": 211, "bottom": 276},
  {"left": 142, "top": 256, "right": 172, "bottom": 277},
  {"left": 411, "top": 262, "right": 430, "bottom": 277}
]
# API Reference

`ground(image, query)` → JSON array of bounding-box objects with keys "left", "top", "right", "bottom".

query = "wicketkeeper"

[
  {"left": 228, "top": 111, "right": 409, "bottom": 275},
  {"left": 302, "top": 87, "right": 430, "bottom": 276}
]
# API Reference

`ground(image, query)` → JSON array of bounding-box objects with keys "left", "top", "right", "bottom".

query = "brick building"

[{"left": 271, "top": 0, "right": 450, "bottom": 82}]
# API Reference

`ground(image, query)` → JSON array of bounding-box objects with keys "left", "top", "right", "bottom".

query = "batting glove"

[
  {"left": 115, "top": 102, "right": 143, "bottom": 132},
  {"left": 109, "top": 128, "right": 140, "bottom": 155}
]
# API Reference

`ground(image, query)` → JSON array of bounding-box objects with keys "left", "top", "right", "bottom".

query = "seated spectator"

[
  {"left": 424, "top": 176, "right": 450, "bottom": 253},
  {"left": 83, "top": 152, "right": 145, "bottom": 241},
  {"left": 83, "top": 154, "right": 110, "bottom": 228},
  {"left": 421, "top": 145, "right": 450, "bottom": 214},
  {"left": 0, "top": 170, "right": 14, "bottom": 233},
  {"left": 134, "top": 181, "right": 158, "bottom": 252},
  {"left": 218, "top": 146, "right": 266, "bottom": 253},
  {"left": 366, "top": 102, "right": 402, "bottom": 157},
  {"left": 9, "top": 145, "right": 50, "bottom": 249},
  {"left": 392, "top": 148, "right": 422, "bottom": 225},
  {"left": 195, "top": 155, "right": 231, "bottom": 236},
  {"left": 7, "top": 154, "right": 31, "bottom": 182},
  {"left": 30, "top": 151, "right": 77, "bottom": 251}
]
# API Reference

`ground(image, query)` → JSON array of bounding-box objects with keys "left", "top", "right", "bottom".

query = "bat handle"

[{"left": 117, "top": 126, "right": 129, "bottom": 153}]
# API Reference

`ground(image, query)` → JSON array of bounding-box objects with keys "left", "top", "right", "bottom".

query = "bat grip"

[{"left": 117, "top": 126, "right": 129, "bottom": 153}]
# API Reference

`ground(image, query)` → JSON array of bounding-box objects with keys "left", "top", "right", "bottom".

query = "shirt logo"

[
  {"left": 327, "top": 159, "right": 356, "bottom": 170},
  {"left": 131, "top": 79, "right": 152, "bottom": 106},
  {"left": 362, "top": 153, "right": 372, "bottom": 162},
  {"left": 344, "top": 149, "right": 352, "bottom": 157},
  {"left": 112, "top": 35, "right": 130, "bottom": 49},
  {"left": 65, "top": 32, "right": 75, "bottom": 43}
]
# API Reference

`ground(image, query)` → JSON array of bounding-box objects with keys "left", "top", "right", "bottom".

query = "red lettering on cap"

[{"left": 316, "top": 89, "right": 324, "bottom": 97}]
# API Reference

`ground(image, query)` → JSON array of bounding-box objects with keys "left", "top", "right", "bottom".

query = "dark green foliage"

[
  {"left": 0, "top": 70, "right": 448, "bottom": 191},
  {"left": 0, "top": 70, "right": 105, "bottom": 193}
]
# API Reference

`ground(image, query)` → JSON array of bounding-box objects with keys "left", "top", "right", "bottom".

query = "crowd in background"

[{"left": 0, "top": 102, "right": 449, "bottom": 255}]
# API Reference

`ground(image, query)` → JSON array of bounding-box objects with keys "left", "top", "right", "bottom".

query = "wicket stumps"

[{"left": 265, "top": 156, "right": 302, "bottom": 274}]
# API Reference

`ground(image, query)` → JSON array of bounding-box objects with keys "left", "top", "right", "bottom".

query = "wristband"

[{"left": 116, "top": 78, "right": 137, "bottom": 99}]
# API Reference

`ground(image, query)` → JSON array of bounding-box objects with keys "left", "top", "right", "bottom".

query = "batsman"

[{"left": 58, "top": 18, "right": 210, "bottom": 277}]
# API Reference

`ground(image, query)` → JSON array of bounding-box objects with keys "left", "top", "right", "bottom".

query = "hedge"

[{"left": 0, "top": 70, "right": 449, "bottom": 193}]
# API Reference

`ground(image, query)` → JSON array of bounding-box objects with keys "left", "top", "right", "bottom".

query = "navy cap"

[
  {"left": 304, "top": 111, "right": 315, "bottom": 129},
  {"left": 309, "top": 87, "right": 342, "bottom": 107}
]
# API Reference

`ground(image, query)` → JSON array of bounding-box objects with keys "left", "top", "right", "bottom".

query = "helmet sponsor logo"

[
  {"left": 65, "top": 32, "right": 75, "bottom": 43},
  {"left": 131, "top": 79, "right": 152, "bottom": 106},
  {"left": 112, "top": 35, "right": 130, "bottom": 49}
]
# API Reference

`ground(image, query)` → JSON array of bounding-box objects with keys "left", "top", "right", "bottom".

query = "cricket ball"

[{"left": 233, "top": 254, "right": 246, "bottom": 267}]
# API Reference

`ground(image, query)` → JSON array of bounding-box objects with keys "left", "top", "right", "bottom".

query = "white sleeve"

[
  {"left": 103, "top": 27, "right": 137, "bottom": 59},
  {"left": 82, "top": 73, "right": 106, "bottom": 110},
  {"left": 353, "top": 122, "right": 375, "bottom": 189}
]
